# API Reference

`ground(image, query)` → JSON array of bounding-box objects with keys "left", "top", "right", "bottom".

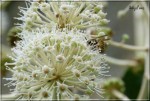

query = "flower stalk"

[
  {"left": 109, "top": 40, "right": 149, "bottom": 52},
  {"left": 112, "top": 89, "right": 130, "bottom": 101},
  {"left": 104, "top": 56, "right": 138, "bottom": 67}
]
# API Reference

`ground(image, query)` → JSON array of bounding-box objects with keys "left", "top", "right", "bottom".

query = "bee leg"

[
  {"left": 91, "top": 46, "right": 97, "bottom": 51},
  {"left": 87, "top": 41, "right": 91, "bottom": 45}
]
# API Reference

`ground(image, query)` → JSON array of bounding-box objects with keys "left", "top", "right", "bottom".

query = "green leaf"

[{"left": 122, "top": 59, "right": 144, "bottom": 100}]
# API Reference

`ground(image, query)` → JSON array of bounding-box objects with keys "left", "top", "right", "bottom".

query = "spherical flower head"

[
  {"left": 16, "top": 0, "right": 109, "bottom": 31},
  {"left": 5, "top": 27, "right": 109, "bottom": 100}
]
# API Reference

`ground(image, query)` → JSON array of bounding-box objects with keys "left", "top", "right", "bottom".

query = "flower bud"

[
  {"left": 42, "top": 65, "right": 49, "bottom": 74},
  {"left": 56, "top": 54, "right": 66, "bottom": 62}
]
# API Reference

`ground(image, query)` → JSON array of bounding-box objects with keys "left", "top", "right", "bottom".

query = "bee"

[{"left": 86, "top": 28, "right": 110, "bottom": 53}]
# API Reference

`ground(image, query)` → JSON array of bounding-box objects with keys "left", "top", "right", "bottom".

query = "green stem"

[
  {"left": 1, "top": 94, "right": 19, "bottom": 100},
  {"left": 104, "top": 55, "right": 138, "bottom": 67},
  {"left": 109, "top": 40, "right": 149, "bottom": 51},
  {"left": 137, "top": 76, "right": 149, "bottom": 100},
  {"left": 134, "top": 1, "right": 149, "bottom": 100},
  {"left": 112, "top": 89, "right": 131, "bottom": 101}
]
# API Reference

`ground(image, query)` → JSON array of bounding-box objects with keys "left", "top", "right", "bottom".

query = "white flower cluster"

[
  {"left": 5, "top": 0, "right": 109, "bottom": 100},
  {"left": 17, "top": 1, "right": 109, "bottom": 30}
]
